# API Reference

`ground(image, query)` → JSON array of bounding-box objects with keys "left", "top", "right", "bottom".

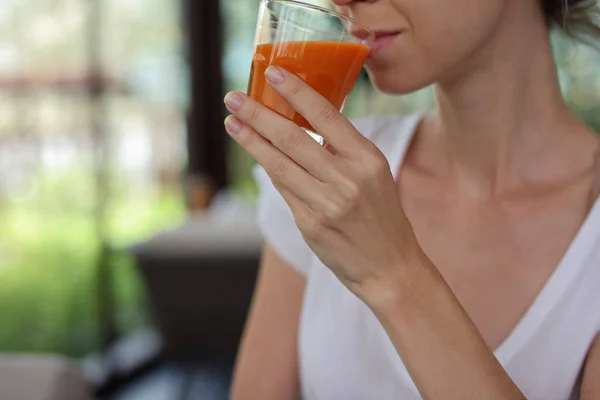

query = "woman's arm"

[
  {"left": 224, "top": 67, "right": 525, "bottom": 399},
  {"left": 230, "top": 244, "right": 305, "bottom": 400},
  {"left": 367, "top": 251, "right": 525, "bottom": 400},
  {"left": 582, "top": 335, "right": 600, "bottom": 399}
]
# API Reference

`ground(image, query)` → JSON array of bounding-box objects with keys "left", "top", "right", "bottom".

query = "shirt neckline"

[{"left": 386, "top": 113, "right": 600, "bottom": 389}]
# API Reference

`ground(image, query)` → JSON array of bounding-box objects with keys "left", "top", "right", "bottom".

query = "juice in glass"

[
  {"left": 248, "top": 41, "right": 370, "bottom": 132},
  {"left": 248, "top": 0, "right": 374, "bottom": 142}
]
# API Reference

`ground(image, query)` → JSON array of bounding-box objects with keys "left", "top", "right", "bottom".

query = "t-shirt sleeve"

[{"left": 253, "top": 164, "right": 313, "bottom": 276}]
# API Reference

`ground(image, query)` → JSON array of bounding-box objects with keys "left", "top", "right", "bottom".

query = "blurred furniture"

[
  {"left": 133, "top": 194, "right": 263, "bottom": 362},
  {"left": 0, "top": 354, "right": 96, "bottom": 400}
]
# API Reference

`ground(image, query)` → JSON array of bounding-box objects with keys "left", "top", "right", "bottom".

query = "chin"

[{"left": 365, "top": 66, "right": 434, "bottom": 95}]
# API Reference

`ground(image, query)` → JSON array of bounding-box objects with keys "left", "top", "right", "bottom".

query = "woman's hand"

[
  {"left": 225, "top": 67, "right": 528, "bottom": 400},
  {"left": 224, "top": 67, "right": 425, "bottom": 305}
]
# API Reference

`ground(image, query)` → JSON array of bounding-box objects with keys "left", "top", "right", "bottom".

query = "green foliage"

[
  {"left": 0, "top": 0, "right": 187, "bottom": 357},
  {"left": 0, "top": 170, "right": 184, "bottom": 357}
]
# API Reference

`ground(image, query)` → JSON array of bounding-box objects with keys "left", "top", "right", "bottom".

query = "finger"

[
  {"left": 224, "top": 91, "right": 338, "bottom": 182},
  {"left": 225, "top": 115, "right": 329, "bottom": 208},
  {"left": 263, "top": 66, "right": 367, "bottom": 155}
]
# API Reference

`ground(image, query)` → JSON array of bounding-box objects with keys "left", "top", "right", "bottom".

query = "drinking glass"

[{"left": 248, "top": 0, "right": 374, "bottom": 144}]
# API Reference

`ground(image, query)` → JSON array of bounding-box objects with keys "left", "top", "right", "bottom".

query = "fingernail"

[
  {"left": 224, "top": 115, "right": 243, "bottom": 135},
  {"left": 265, "top": 67, "right": 285, "bottom": 84},
  {"left": 224, "top": 92, "right": 243, "bottom": 111}
]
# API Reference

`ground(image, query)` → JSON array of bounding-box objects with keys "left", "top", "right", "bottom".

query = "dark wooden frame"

[{"left": 183, "top": 0, "right": 228, "bottom": 200}]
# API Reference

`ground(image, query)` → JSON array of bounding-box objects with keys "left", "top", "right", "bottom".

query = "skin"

[{"left": 229, "top": 0, "right": 600, "bottom": 398}]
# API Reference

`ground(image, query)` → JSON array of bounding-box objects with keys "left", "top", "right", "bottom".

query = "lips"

[{"left": 369, "top": 30, "right": 402, "bottom": 58}]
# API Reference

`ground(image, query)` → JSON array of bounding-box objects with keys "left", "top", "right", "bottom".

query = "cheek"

[
  {"left": 415, "top": 1, "right": 504, "bottom": 64},
  {"left": 368, "top": 0, "right": 505, "bottom": 94}
]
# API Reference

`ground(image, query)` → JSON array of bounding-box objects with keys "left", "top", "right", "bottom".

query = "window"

[{"left": 0, "top": 0, "right": 186, "bottom": 356}]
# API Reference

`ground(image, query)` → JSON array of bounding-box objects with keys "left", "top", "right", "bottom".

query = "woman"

[{"left": 227, "top": 0, "right": 600, "bottom": 398}]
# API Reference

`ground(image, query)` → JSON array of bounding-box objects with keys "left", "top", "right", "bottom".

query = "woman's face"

[{"left": 331, "top": 0, "right": 511, "bottom": 94}]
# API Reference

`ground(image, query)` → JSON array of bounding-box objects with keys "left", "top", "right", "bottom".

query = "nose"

[
  {"left": 330, "top": 0, "right": 375, "bottom": 23},
  {"left": 330, "top": 0, "right": 372, "bottom": 8},
  {"left": 330, "top": 0, "right": 372, "bottom": 5}
]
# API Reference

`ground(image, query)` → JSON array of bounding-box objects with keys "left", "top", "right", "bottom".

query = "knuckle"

[
  {"left": 235, "top": 126, "right": 252, "bottom": 145},
  {"left": 280, "top": 127, "right": 304, "bottom": 152},
  {"left": 322, "top": 194, "right": 359, "bottom": 225},
  {"left": 315, "top": 105, "right": 338, "bottom": 127},
  {"left": 322, "top": 201, "right": 345, "bottom": 223},
  {"left": 270, "top": 159, "right": 289, "bottom": 178},
  {"left": 247, "top": 105, "right": 261, "bottom": 125},
  {"left": 287, "top": 82, "right": 301, "bottom": 98},
  {"left": 338, "top": 178, "right": 361, "bottom": 201},
  {"left": 300, "top": 215, "right": 323, "bottom": 241},
  {"left": 362, "top": 153, "right": 389, "bottom": 181}
]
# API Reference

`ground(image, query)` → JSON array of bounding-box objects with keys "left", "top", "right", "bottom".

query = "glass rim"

[{"left": 262, "top": 0, "right": 374, "bottom": 37}]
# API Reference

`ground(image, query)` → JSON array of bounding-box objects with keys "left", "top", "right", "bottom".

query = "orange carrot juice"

[{"left": 248, "top": 41, "right": 369, "bottom": 132}]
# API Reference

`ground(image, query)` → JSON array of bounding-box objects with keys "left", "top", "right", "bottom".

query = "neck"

[{"left": 430, "top": 3, "right": 581, "bottom": 198}]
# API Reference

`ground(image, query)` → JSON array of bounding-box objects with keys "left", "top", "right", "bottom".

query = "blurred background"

[{"left": 0, "top": 0, "right": 598, "bottom": 399}]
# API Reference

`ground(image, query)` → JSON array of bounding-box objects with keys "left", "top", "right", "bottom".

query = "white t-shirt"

[{"left": 253, "top": 115, "right": 600, "bottom": 400}]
